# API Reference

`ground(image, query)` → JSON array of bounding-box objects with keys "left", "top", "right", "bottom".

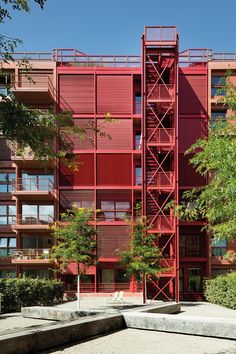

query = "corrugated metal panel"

[
  {"left": 60, "top": 190, "right": 94, "bottom": 208},
  {"left": 179, "top": 153, "right": 206, "bottom": 186},
  {"left": 179, "top": 118, "right": 207, "bottom": 151},
  {"left": 97, "top": 154, "right": 132, "bottom": 185},
  {"left": 97, "top": 75, "right": 132, "bottom": 114},
  {"left": 97, "top": 119, "right": 132, "bottom": 150},
  {"left": 59, "top": 154, "right": 94, "bottom": 186},
  {"left": 67, "top": 119, "right": 95, "bottom": 150},
  {"left": 179, "top": 74, "right": 207, "bottom": 115},
  {"left": 59, "top": 75, "right": 94, "bottom": 113},
  {"left": 97, "top": 226, "right": 129, "bottom": 258}
]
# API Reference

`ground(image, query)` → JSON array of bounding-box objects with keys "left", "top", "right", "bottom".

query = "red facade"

[{"left": 0, "top": 27, "right": 235, "bottom": 301}]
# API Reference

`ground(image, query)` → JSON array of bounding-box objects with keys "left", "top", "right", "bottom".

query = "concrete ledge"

[
  {"left": 131, "top": 302, "right": 181, "bottom": 314},
  {"left": 21, "top": 306, "right": 103, "bottom": 321},
  {"left": 123, "top": 312, "right": 236, "bottom": 340},
  {"left": 0, "top": 313, "right": 125, "bottom": 354}
]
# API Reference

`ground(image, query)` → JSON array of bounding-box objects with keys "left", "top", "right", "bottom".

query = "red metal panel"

[
  {"left": 97, "top": 75, "right": 132, "bottom": 114},
  {"left": 179, "top": 74, "right": 207, "bottom": 115},
  {"left": 97, "top": 154, "right": 132, "bottom": 185},
  {"left": 69, "top": 119, "right": 95, "bottom": 150},
  {"left": 97, "top": 226, "right": 129, "bottom": 258},
  {"left": 59, "top": 154, "right": 94, "bottom": 186},
  {"left": 59, "top": 75, "right": 94, "bottom": 113},
  {"left": 179, "top": 154, "right": 206, "bottom": 186},
  {"left": 97, "top": 119, "right": 133, "bottom": 150},
  {"left": 179, "top": 118, "right": 207, "bottom": 151}
]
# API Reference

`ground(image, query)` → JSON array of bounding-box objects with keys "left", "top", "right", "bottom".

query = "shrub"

[
  {"left": 0, "top": 277, "right": 64, "bottom": 313},
  {"left": 204, "top": 272, "right": 236, "bottom": 309}
]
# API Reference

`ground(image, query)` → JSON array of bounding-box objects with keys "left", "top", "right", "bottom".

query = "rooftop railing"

[
  {"left": 145, "top": 26, "right": 177, "bottom": 42},
  {"left": 1, "top": 47, "right": 236, "bottom": 66}
]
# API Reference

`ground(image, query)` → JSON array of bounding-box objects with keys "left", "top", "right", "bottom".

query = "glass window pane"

[
  {"left": 22, "top": 237, "right": 37, "bottom": 248},
  {"left": 9, "top": 238, "right": 16, "bottom": 247},
  {"left": 0, "top": 238, "right": 7, "bottom": 247},
  {"left": 0, "top": 249, "right": 8, "bottom": 256},
  {"left": 188, "top": 268, "right": 201, "bottom": 292},
  {"left": 8, "top": 205, "right": 16, "bottom": 215},
  {"left": 0, "top": 184, "right": 7, "bottom": 193},
  {"left": 22, "top": 205, "right": 37, "bottom": 215},
  {"left": 101, "top": 201, "right": 114, "bottom": 211},
  {"left": 0, "top": 206, "right": 7, "bottom": 215},
  {"left": 0, "top": 217, "right": 7, "bottom": 224},
  {"left": 39, "top": 205, "right": 54, "bottom": 216},
  {"left": 0, "top": 174, "right": 7, "bottom": 182}
]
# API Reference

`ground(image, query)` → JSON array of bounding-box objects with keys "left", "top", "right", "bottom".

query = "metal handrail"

[
  {"left": 11, "top": 74, "right": 52, "bottom": 89},
  {"left": 147, "top": 172, "right": 175, "bottom": 187},
  {"left": 12, "top": 178, "right": 54, "bottom": 193},
  {"left": 12, "top": 248, "right": 50, "bottom": 260},
  {"left": 15, "top": 214, "right": 54, "bottom": 225},
  {"left": 145, "top": 26, "right": 177, "bottom": 42}
]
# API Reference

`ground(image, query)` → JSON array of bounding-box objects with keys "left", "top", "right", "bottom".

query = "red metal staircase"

[{"left": 142, "top": 27, "right": 179, "bottom": 302}]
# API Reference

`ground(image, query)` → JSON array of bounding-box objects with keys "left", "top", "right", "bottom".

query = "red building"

[{"left": 0, "top": 26, "right": 235, "bottom": 301}]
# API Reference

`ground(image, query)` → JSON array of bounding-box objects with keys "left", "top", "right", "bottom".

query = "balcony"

[
  {"left": 11, "top": 178, "right": 55, "bottom": 201},
  {"left": 11, "top": 74, "right": 54, "bottom": 105},
  {"left": 11, "top": 248, "right": 50, "bottom": 264},
  {"left": 10, "top": 145, "right": 54, "bottom": 167},
  {"left": 148, "top": 215, "right": 175, "bottom": 233},
  {"left": 147, "top": 172, "right": 175, "bottom": 190},
  {"left": 147, "top": 128, "right": 175, "bottom": 147},
  {"left": 13, "top": 214, "right": 54, "bottom": 231}
]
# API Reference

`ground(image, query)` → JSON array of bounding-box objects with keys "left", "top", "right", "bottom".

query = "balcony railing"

[
  {"left": 145, "top": 26, "right": 177, "bottom": 42},
  {"left": 147, "top": 128, "right": 175, "bottom": 145},
  {"left": 54, "top": 49, "right": 141, "bottom": 67},
  {"left": 12, "top": 248, "right": 50, "bottom": 261},
  {"left": 14, "top": 214, "right": 54, "bottom": 225},
  {"left": 96, "top": 210, "right": 132, "bottom": 221},
  {"left": 11, "top": 74, "right": 52, "bottom": 90},
  {"left": 147, "top": 84, "right": 175, "bottom": 101},
  {"left": 12, "top": 178, "right": 54, "bottom": 193},
  {"left": 147, "top": 172, "right": 175, "bottom": 188}
]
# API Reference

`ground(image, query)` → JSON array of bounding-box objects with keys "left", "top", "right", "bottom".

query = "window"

[
  {"left": 0, "top": 172, "right": 15, "bottom": 193},
  {"left": 211, "top": 239, "right": 227, "bottom": 257},
  {"left": 22, "top": 235, "right": 52, "bottom": 249},
  {"left": 100, "top": 201, "right": 130, "bottom": 221},
  {"left": 211, "top": 76, "right": 226, "bottom": 97},
  {"left": 22, "top": 204, "right": 54, "bottom": 224},
  {"left": 135, "top": 132, "right": 142, "bottom": 150},
  {"left": 188, "top": 268, "right": 201, "bottom": 292},
  {"left": 135, "top": 167, "right": 142, "bottom": 185},
  {"left": 180, "top": 235, "right": 203, "bottom": 257},
  {"left": 22, "top": 172, "right": 54, "bottom": 191},
  {"left": 0, "top": 237, "right": 16, "bottom": 257},
  {"left": 210, "top": 111, "right": 227, "bottom": 128},
  {"left": 134, "top": 94, "right": 141, "bottom": 114},
  {"left": 0, "top": 205, "right": 16, "bottom": 224},
  {"left": 179, "top": 269, "right": 183, "bottom": 292}
]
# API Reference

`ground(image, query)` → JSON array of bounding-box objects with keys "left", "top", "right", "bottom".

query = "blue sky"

[{"left": 2, "top": 0, "right": 236, "bottom": 55}]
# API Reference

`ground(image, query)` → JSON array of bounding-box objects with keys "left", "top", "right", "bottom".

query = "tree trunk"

[
  {"left": 142, "top": 273, "right": 147, "bottom": 304},
  {"left": 77, "top": 274, "right": 80, "bottom": 308}
]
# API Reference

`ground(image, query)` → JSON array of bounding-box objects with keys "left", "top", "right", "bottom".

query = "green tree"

[
  {"left": 117, "top": 206, "right": 164, "bottom": 303},
  {"left": 50, "top": 207, "right": 97, "bottom": 307},
  {"left": 174, "top": 77, "right": 236, "bottom": 243}
]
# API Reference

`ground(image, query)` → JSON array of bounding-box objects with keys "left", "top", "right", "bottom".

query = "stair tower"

[{"left": 142, "top": 26, "right": 179, "bottom": 301}]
